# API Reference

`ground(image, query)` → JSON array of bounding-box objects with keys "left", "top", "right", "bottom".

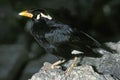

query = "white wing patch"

[
  {"left": 40, "top": 12, "right": 52, "bottom": 20},
  {"left": 71, "top": 50, "right": 83, "bottom": 54}
]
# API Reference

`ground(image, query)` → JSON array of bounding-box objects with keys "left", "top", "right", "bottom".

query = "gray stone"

[
  {"left": 0, "top": 44, "right": 28, "bottom": 80},
  {"left": 20, "top": 53, "right": 57, "bottom": 80},
  {"left": 105, "top": 41, "right": 120, "bottom": 53},
  {"left": 81, "top": 41, "right": 120, "bottom": 79},
  {"left": 29, "top": 62, "right": 114, "bottom": 80}
]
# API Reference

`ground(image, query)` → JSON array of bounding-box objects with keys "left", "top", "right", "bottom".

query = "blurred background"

[{"left": 0, "top": 0, "right": 120, "bottom": 80}]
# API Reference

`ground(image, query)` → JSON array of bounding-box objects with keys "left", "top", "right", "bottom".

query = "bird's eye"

[{"left": 36, "top": 14, "right": 41, "bottom": 20}]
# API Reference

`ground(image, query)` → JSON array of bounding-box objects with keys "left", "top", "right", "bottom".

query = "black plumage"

[
  {"left": 19, "top": 9, "right": 111, "bottom": 61},
  {"left": 19, "top": 9, "right": 116, "bottom": 74}
]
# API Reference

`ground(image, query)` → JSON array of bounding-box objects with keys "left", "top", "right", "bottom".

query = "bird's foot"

[
  {"left": 50, "top": 59, "right": 65, "bottom": 69},
  {"left": 65, "top": 57, "right": 78, "bottom": 75}
]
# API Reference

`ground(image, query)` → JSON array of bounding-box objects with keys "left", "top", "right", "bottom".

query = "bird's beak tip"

[{"left": 18, "top": 12, "right": 23, "bottom": 16}]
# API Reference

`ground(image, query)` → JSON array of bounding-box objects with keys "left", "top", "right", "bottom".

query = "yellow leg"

[
  {"left": 65, "top": 57, "right": 78, "bottom": 75},
  {"left": 51, "top": 59, "right": 65, "bottom": 69}
]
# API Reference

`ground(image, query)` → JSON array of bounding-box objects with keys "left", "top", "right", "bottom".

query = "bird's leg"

[
  {"left": 65, "top": 57, "right": 78, "bottom": 75},
  {"left": 51, "top": 59, "right": 65, "bottom": 69},
  {"left": 77, "top": 56, "right": 84, "bottom": 66}
]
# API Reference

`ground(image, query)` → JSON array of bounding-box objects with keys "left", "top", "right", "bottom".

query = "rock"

[
  {"left": 105, "top": 41, "right": 120, "bottom": 53},
  {"left": 0, "top": 44, "right": 28, "bottom": 80},
  {"left": 19, "top": 53, "right": 58, "bottom": 80},
  {"left": 81, "top": 41, "right": 120, "bottom": 79},
  {"left": 29, "top": 62, "right": 114, "bottom": 80}
]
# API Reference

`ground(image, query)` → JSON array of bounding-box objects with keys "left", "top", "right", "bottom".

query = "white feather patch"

[
  {"left": 36, "top": 14, "right": 40, "bottom": 20},
  {"left": 71, "top": 50, "right": 83, "bottom": 54},
  {"left": 40, "top": 13, "right": 52, "bottom": 20}
]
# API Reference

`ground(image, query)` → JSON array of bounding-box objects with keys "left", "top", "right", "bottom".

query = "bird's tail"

[{"left": 93, "top": 43, "right": 116, "bottom": 56}]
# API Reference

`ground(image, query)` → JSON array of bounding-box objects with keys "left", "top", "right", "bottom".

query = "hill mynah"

[{"left": 19, "top": 9, "right": 113, "bottom": 75}]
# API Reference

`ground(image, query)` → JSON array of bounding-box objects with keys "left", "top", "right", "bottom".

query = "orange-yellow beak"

[{"left": 19, "top": 10, "right": 33, "bottom": 18}]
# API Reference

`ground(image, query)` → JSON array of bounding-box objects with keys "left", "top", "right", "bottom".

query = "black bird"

[{"left": 19, "top": 9, "right": 112, "bottom": 74}]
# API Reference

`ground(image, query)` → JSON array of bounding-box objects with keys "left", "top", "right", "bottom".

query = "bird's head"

[{"left": 19, "top": 9, "right": 52, "bottom": 22}]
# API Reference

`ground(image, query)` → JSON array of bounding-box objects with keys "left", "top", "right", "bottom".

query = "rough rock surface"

[
  {"left": 81, "top": 42, "right": 120, "bottom": 79},
  {"left": 29, "top": 62, "right": 114, "bottom": 80}
]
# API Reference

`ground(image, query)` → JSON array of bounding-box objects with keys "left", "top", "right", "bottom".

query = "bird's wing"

[
  {"left": 70, "top": 31, "right": 101, "bottom": 48},
  {"left": 66, "top": 30, "right": 104, "bottom": 57}
]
